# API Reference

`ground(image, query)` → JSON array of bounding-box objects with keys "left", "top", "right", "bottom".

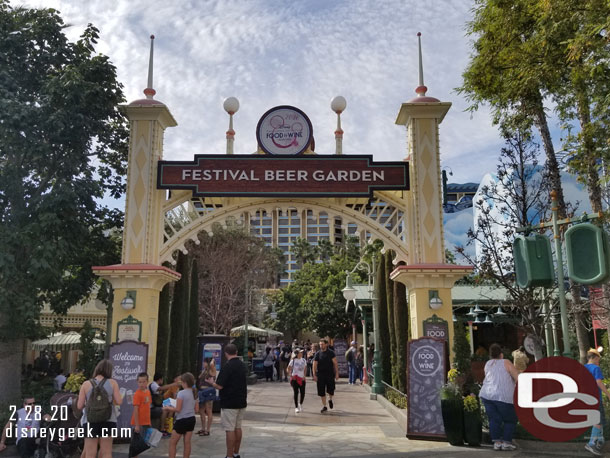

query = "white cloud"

[{"left": 18, "top": 0, "right": 502, "bottom": 182}]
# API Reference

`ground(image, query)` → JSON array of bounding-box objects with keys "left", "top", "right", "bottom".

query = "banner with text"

[
  {"left": 109, "top": 340, "right": 149, "bottom": 431},
  {"left": 157, "top": 155, "right": 409, "bottom": 198},
  {"left": 407, "top": 337, "right": 446, "bottom": 440}
]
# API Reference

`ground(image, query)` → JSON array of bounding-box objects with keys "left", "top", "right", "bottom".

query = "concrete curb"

[{"left": 367, "top": 384, "right": 408, "bottom": 434}]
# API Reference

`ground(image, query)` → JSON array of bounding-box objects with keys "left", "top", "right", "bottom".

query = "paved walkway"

[{"left": 111, "top": 379, "right": 512, "bottom": 457}]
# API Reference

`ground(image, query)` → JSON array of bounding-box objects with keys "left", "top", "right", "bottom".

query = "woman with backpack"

[
  {"left": 77, "top": 359, "right": 122, "bottom": 458},
  {"left": 262, "top": 347, "right": 275, "bottom": 382},
  {"left": 355, "top": 346, "right": 365, "bottom": 385}
]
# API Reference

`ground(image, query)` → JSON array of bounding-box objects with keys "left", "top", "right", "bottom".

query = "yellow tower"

[
  {"left": 93, "top": 36, "right": 180, "bottom": 375},
  {"left": 391, "top": 33, "right": 472, "bottom": 358}
]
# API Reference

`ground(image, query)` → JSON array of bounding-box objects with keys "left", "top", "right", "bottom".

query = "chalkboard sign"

[
  {"left": 109, "top": 340, "right": 148, "bottom": 431},
  {"left": 407, "top": 337, "right": 446, "bottom": 440},
  {"left": 422, "top": 314, "right": 448, "bottom": 342},
  {"left": 333, "top": 339, "right": 348, "bottom": 378}
]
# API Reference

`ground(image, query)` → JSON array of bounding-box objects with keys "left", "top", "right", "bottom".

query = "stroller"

[{"left": 38, "top": 392, "right": 83, "bottom": 458}]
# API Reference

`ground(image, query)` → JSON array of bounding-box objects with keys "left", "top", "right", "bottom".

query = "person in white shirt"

[
  {"left": 54, "top": 369, "right": 67, "bottom": 391},
  {"left": 288, "top": 349, "right": 307, "bottom": 413}
]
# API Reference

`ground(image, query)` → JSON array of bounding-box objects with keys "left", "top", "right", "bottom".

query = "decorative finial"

[
  {"left": 143, "top": 35, "right": 156, "bottom": 99},
  {"left": 415, "top": 32, "right": 427, "bottom": 97},
  {"left": 331, "top": 96, "right": 347, "bottom": 155},
  {"left": 223, "top": 97, "right": 240, "bottom": 155}
]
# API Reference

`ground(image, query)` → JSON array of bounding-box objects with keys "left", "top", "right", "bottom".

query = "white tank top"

[{"left": 479, "top": 358, "right": 515, "bottom": 404}]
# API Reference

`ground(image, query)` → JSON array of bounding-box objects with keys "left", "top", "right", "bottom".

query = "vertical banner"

[
  {"left": 109, "top": 340, "right": 149, "bottom": 431},
  {"left": 333, "top": 339, "right": 348, "bottom": 378},
  {"left": 407, "top": 337, "right": 446, "bottom": 439}
]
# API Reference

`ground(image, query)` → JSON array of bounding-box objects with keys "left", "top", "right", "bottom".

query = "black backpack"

[{"left": 86, "top": 378, "right": 112, "bottom": 423}]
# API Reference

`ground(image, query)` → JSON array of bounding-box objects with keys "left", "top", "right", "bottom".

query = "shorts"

[
  {"left": 173, "top": 416, "right": 196, "bottom": 435},
  {"left": 221, "top": 408, "right": 246, "bottom": 431},
  {"left": 198, "top": 387, "right": 216, "bottom": 404},
  {"left": 83, "top": 421, "right": 116, "bottom": 438},
  {"left": 316, "top": 375, "right": 335, "bottom": 397}
]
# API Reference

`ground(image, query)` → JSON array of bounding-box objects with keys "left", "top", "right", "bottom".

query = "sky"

[{"left": 18, "top": 0, "right": 504, "bottom": 184}]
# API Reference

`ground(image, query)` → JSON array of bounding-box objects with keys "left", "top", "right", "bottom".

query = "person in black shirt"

[
  {"left": 213, "top": 344, "right": 247, "bottom": 458},
  {"left": 312, "top": 339, "right": 339, "bottom": 413}
]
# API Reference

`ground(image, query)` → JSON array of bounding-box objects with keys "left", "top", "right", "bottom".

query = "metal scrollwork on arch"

[{"left": 160, "top": 190, "right": 409, "bottom": 266}]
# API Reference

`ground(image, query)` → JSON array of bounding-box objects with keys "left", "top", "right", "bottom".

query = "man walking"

[
  {"left": 214, "top": 344, "right": 247, "bottom": 458},
  {"left": 313, "top": 339, "right": 339, "bottom": 413},
  {"left": 345, "top": 341, "right": 358, "bottom": 385}
]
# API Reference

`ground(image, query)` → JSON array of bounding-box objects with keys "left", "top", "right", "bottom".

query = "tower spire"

[
  {"left": 415, "top": 32, "right": 427, "bottom": 97},
  {"left": 143, "top": 35, "right": 156, "bottom": 99}
]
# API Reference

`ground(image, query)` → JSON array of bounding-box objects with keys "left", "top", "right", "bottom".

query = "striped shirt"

[{"left": 479, "top": 358, "right": 515, "bottom": 404}]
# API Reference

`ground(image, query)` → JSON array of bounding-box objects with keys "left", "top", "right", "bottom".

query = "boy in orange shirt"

[{"left": 131, "top": 372, "right": 152, "bottom": 456}]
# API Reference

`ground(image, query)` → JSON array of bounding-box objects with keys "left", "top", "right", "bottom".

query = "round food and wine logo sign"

[{"left": 256, "top": 105, "right": 313, "bottom": 155}]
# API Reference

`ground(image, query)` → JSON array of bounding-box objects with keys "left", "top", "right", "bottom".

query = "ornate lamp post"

[{"left": 342, "top": 255, "right": 383, "bottom": 398}]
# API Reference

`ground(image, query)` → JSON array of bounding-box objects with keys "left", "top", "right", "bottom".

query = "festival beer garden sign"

[{"left": 157, "top": 106, "right": 409, "bottom": 197}]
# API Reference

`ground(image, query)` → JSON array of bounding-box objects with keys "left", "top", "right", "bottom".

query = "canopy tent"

[
  {"left": 230, "top": 325, "right": 283, "bottom": 338},
  {"left": 31, "top": 331, "right": 106, "bottom": 352}
]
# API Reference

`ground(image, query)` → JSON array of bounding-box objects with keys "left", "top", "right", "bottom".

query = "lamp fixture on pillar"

[
  {"left": 428, "top": 290, "right": 442, "bottom": 310},
  {"left": 121, "top": 291, "right": 137, "bottom": 310},
  {"left": 331, "top": 96, "right": 347, "bottom": 155},
  {"left": 224, "top": 96, "right": 239, "bottom": 155},
  {"left": 342, "top": 255, "right": 382, "bottom": 398}
]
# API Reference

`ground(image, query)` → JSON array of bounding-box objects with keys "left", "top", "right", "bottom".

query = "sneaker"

[
  {"left": 320, "top": 406, "right": 328, "bottom": 413},
  {"left": 328, "top": 399, "right": 334, "bottom": 409},
  {"left": 295, "top": 407, "right": 299, "bottom": 413},
  {"left": 493, "top": 442, "right": 502, "bottom": 451},
  {"left": 585, "top": 443, "right": 603, "bottom": 456},
  {"left": 298, "top": 403, "right": 302, "bottom": 412},
  {"left": 501, "top": 442, "right": 517, "bottom": 451}
]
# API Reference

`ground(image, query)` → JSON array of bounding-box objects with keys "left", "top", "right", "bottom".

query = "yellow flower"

[
  {"left": 463, "top": 394, "right": 479, "bottom": 412},
  {"left": 65, "top": 372, "right": 86, "bottom": 393},
  {"left": 447, "top": 368, "right": 459, "bottom": 383}
]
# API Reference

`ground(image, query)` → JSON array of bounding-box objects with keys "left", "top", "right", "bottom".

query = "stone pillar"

[
  {"left": 392, "top": 100, "right": 472, "bottom": 360},
  {"left": 94, "top": 98, "right": 180, "bottom": 375}
]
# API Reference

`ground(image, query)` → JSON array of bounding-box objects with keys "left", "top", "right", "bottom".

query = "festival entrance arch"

[{"left": 93, "top": 39, "right": 472, "bottom": 375}]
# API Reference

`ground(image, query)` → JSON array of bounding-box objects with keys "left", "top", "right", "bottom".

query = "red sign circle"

[{"left": 514, "top": 356, "right": 599, "bottom": 442}]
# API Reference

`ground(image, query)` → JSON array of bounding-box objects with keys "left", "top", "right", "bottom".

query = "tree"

[
  {"left": 155, "top": 283, "right": 171, "bottom": 378},
  {"left": 384, "top": 251, "right": 398, "bottom": 387},
  {"left": 458, "top": 0, "right": 569, "bottom": 219},
  {"left": 0, "top": 3, "right": 128, "bottom": 401},
  {"left": 452, "top": 320, "right": 471, "bottom": 378},
  {"left": 375, "top": 253, "right": 392, "bottom": 384},
  {"left": 79, "top": 320, "right": 98, "bottom": 378},
  {"left": 392, "top": 260, "right": 408, "bottom": 393},
  {"left": 283, "top": 256, "right": 356, "bottom": 339},
  {"left": 291, "top": 237, "right": 317, "bottom": 266},
  {"left": 188, "top": 261, "right": 200, "bottom": 374},
  {"left": 195, "top": 224, "right": 282, "bottom": 335},
  {"left": 317, "top": 239, "right": 334, "bottom": 261},
  {"left": 168, "top": 252, "right": 189, "bottom": 378},
  {"left": 458, "top": 127, "right": 552, "bottom": 357}
]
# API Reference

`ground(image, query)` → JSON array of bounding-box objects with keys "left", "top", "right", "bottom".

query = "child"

[
  {"left": 131, "top": 372, "right": 152, "bottom": 457},
  {"left": 584, "top": 348, "right": 610, "bottom": 456},
  {"left": 163, "top": 373, "right": 199, "bottom": 458},
  {"left": 160, "top": 375, "right": 181, "bottom": 436}
]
